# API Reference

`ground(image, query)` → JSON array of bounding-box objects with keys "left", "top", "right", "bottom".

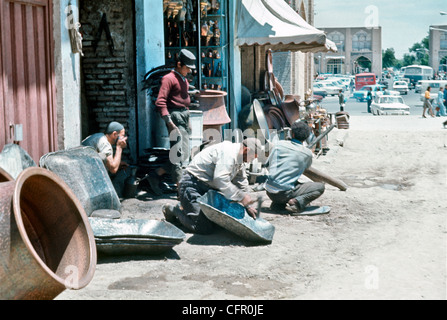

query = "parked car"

[
  {"left": 326, "top": 78, "right": 349, "bottom": 91},
  {"left": 370, "top": 95, "right": 410, "bottom": 116},
  {"left": 393, "top": 81, "right": 409, "bottom": 95},
  {"left": 312, "top": 85, "right": 328, "bottom": 98},
  {"left": 414, "top": 80, "right": 422, "bottom": 93},
  {"left": 314, "top": 82, "right": 342, "bottom": 96},
  {"left": 353, "top": 85, "right": 387, "bottom": 102}
]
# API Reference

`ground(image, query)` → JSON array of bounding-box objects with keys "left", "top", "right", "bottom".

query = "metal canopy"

[{"left": 235, "top": 0, "right": 337, "bottom": 53}]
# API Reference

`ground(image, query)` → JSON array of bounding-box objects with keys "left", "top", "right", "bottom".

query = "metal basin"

[
  {"left": 88, "top": 218, "right": 186, "bottom": 256},
  {"left": 197, "top": 190, "right": 275, "bottom": 244}
]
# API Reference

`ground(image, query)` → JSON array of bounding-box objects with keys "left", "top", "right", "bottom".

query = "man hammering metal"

[{"left": 162, "top": 138, "right": 264, "bottom": 234}]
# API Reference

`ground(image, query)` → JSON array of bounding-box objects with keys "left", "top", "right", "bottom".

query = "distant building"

[
  {"left": 315, "top": 27, "right": 382, "bottom": 76},
  {"left": 429, "top": 25, "right": 447, "bottom": 73}
]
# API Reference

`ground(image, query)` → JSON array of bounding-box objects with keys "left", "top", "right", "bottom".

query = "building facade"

[
  {"left": 1, "top": 0, "right": 331, "bottom": 165},
  {"left": 429, "top": 25, "right": 447, "bottom": 73},
  {"left": 316, "top": 27, "right": 382, "bottom": 76},
  {"left": 272, "top": 0, "right": 315, "bottom": 98}
]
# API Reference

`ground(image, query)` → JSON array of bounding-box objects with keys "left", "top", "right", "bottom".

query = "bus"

[
  {"left": 355, "top": 73, "right": 376, "bottom": 90},
  {"left": 403, "top": 65, "right": 434, "bottom": 89}
]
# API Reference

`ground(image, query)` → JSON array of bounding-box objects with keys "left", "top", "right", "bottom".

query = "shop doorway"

[
  {"left": 327, "top": 58, "right": 344, "bottom": 74},
  {"left": 0, "top": 0, "right": 57, "bottom": 163}
]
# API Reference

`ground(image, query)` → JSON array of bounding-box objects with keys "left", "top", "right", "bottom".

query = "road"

[
  {"left": 320, "top": 85, "right": 424, "bottom": 116},
  {"left": 56, "top": 105, "right": 446, "bottom": 303}
]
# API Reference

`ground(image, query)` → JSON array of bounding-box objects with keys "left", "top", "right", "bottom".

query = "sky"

[{"left": 314, "top": 0, "right": 447, "bottom": 59}]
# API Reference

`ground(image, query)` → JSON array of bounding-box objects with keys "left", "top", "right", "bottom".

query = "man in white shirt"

[
  {"left": 82, "top": 121, "right": 128, "bottom": 196},
  {"left": 163, "top": 138, "right": 263, "bottom": 234}
]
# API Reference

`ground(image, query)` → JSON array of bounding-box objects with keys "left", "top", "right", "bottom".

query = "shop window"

[{"left": 163, "top": 0, "right": 228, "bottom": 91}]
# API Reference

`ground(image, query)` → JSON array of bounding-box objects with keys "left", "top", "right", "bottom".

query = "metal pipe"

[{"left": 308, "top": 124, "right": 336, "bottom": 149}]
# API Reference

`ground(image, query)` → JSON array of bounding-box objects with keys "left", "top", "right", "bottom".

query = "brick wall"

[{"left": 80, "top": 0, "right": 136, "bottom": 161}]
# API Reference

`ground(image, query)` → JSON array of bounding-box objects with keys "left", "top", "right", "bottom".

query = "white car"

[
  {"left": 393, "top": 81, "right": 409, "bottom": 95},
  {"left": 326, "top": 78, "right": 349, "bottom": 91},
  {"left": 414, "top": 81, "right": 422, "bottom": 93},
  {"left": 371, "top": 95, "right": 410, "bottom": 116},
  {"left": 315, "top": 81, "right": 343, "bottom": 96}
]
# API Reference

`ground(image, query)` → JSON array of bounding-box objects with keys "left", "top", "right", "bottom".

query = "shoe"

[
  {"left": 162, "top": 204, "right": 177, "bottom": 223},
  {"left": 422, "top": 115, "right": 426, "bottom": 118},
  {"left": 148, "top": 173, "right": 163, "bottom": 196}
]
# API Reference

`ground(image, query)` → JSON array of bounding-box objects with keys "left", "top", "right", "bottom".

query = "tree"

[
  {"left": 402, "top": 53, "right": 416, "bottom": 66},
  {"left": 382, "top": 48, "right": 397, "bottom": 68},
  {"left": 408, "top": 35, "right": 429, "bottom": 66}
]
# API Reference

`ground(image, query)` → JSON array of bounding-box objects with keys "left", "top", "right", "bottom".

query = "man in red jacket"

[{"left": 150, "top": 49, "right": 197, "bottom": 195}]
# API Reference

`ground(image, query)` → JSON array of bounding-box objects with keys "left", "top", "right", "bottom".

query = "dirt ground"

[{"left": 57, "top": 115, "right": 447, "bottom": 301}]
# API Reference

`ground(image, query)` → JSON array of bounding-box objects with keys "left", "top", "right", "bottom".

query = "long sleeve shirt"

[
  {"left": 155, "top": 70, "right": 191, "bottom": 117},
  {"left": 186, "top": 141, "right": 249, "bottom": 202},
  {"left": 265, "top": 139, "right": 313, "bottom": 193},
  {"left": 437, "top": 91, "right": 444, "bottom": 105}
]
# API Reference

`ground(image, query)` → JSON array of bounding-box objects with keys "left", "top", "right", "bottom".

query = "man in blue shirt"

[{"left": 265, "top": 121, "right": 325, "bottom": 214}]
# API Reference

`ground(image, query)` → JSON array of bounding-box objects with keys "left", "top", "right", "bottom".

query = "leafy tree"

[
  {"left": 382, "top": 48, "right": 397, "bottom": 68},
  {"left": 408, "top": 35, "right": 429, "bottom": 66}
]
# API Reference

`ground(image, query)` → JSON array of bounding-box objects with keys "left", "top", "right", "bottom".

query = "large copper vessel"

[
  {"left": 0, "top": 167, "right": 96, "bottom": 300},
  {"left": 0, "top": 167, "right": 13, "bottom": 183},
  {"left": 195, "top": 90, "right": 231, "bottom": 126}
]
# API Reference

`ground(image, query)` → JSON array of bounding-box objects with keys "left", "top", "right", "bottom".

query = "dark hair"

[
  {"left": 104, "top": 121, "right": 124, "bottom": 134},
  {"left": 291, "top": 121, "right": 311, "bottom": 142}
]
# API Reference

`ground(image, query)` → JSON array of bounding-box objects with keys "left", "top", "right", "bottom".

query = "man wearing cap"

[
  {"left": 265, "top": 121, "right": 325, "bottom": 214},
  {"left": 82, "top": 121, "right": 128, "bottom": 196},
  {"left": 151, "top": 49, "right": 197, "bottom": 195},
  {"left": 162, "top": 138, "right": 263, "bottom": 234}
]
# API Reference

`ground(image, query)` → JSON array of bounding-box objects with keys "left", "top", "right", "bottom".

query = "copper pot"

[
  {"left": 0, "top": 167, "right": 96, "bottom": 300},
  {"left": 0, "top": 167, "right": 13, "bottom": 183},
  {"left": 195, "top": 90, "right": 231, "bottom": 126}
]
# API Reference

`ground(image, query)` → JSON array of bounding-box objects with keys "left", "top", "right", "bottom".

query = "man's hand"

[
  {"left": 240, "top": 194, "right": 257, "bottom": 219},
  {"left": 167, "top": 121, "right": 179, "bottom": 134},
  {"left": 240, "top": 194, "right": 254, "bottom": 207},
  {"left": 117, "top": 136, "right": 128, "bottom": 149},
  {"left": 245, "top": 206, "right": 258, "bottom": 220}
]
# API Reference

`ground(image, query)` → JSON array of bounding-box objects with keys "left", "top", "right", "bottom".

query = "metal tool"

[{"left": 256, "top": 195, "right": 263, "bottom": 219}]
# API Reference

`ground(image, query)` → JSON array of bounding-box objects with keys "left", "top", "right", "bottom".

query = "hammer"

[{"left": 256, "top": 195, "right": 263, "bottom": 219}]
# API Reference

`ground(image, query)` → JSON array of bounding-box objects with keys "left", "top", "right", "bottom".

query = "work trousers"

[
  {"left": 167, "top": 109, "right": 191, "bottom": 184},
  {"left": 267, "top": 181, "right": 325, "bottom": 211},
  {"left": 176, "top": 171, "right": 216, "bottom": 234}
]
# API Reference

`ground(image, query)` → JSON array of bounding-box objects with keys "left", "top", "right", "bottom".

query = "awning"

[{"left": 235, "top": 0, "right": 337, "bottom": 53}]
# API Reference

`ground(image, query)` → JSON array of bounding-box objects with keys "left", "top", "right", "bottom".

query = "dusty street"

[{"left": 57, "top": 115, "right": 446, "bottom": 301}]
